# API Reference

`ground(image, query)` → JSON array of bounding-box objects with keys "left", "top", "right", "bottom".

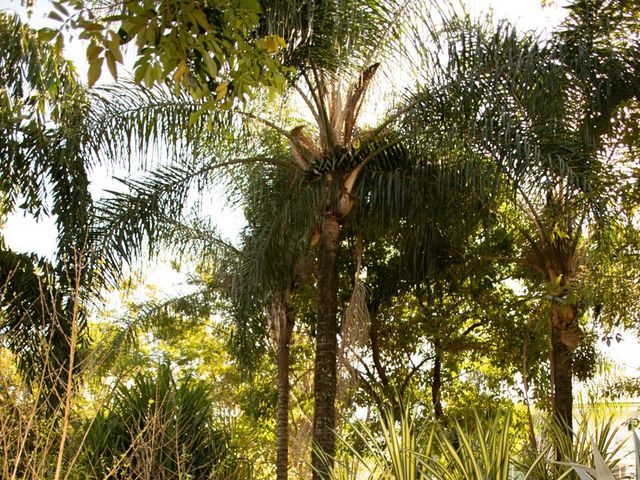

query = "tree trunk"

[
  {"left": 311, "top": 213, "right": 340, "bottom": 480},
  {"left": 550, "top": 303, "right": 576, "bottom": 438},
  {"left": 432, "top": 349, "right": 444, "bottom": 419},
  {"left": 273, "top": 299, "right": 293, "bottom": 480}
]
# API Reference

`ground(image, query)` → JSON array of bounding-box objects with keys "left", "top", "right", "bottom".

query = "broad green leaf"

[
  {"left": 106, "top": 50, "right": 117, "bottom": 80},
  {"left": 134, "top": 62, "right": 147, "bottom": 83},
  {"left": 37, "top": 28, "right": 57, "bottom": 42},
  {"left": 52, "top": 1, "right": 69, "bottom": 16},
  {"left": 79, "top": 21, "right": 103, "bottom": 31},
  {"left": 192, "top": 9, "right": 211, "bottom": 30},
  {"left": 86, "top": 41, "right": 102, "bottom": 61},
  {"left": 87, "top": 56, "right": 103, "bottom": 87}
]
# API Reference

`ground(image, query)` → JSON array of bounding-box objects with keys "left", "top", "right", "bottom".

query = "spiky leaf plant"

[
  {"left": 331, "top": 406, "right": 546, "bottom": 480},
  {"left": 80, "top": 365, "right": 237, "bottom": 480},
  {"left": 331, "top": 404, "right": 434, "bottom": 480},
  {"left": 518, "top": 411, "right": 631, "bottom": 480},
  {"left": 561, "top": 430, "right": 640, "bottom": 480}
]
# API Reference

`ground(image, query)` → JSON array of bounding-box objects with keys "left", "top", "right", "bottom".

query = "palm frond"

[
  {"left": 262, "top": 0, "right": 412, "bottom": 75},
  {"left": 87, "top": 82, "right": 228, "bottom": 168},
  {"left": 90, "top": 154, "right": 274, "bottom": 284}
]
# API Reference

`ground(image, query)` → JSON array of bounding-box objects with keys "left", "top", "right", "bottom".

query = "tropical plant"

[
  {"left": 332, "top": 404, "right": 432, "bottom": 480},
  {"left": 332, "top": 405, "right": 549, "bottom": 480},
  {"left": 33, "top": 1, "right": 640, "bottom": 479},
  {"left": 562, "top": 433, "right": 639, "bottom": 480},
  {"left": 404, "top": 0, "right": 640, "bottom": 438},
  {"left": 517, "top": 409, "right": 636, "bottom": 480},
  {"left": 75, "top": 3, "right": 482, "bottom": 480},
  {"left": 0, "top": 10, "right": 96, "bottom": 411},
  {"left": 333, "top": 404, "right": 640, "bottom": 480},
  {"left": 80, "top": 364, "right": 238, "bottom": 480}
]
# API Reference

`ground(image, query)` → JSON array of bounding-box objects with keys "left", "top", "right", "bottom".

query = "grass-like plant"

[
  {"left": 559, "top": 430, "right": 640, "bottom": 480},
  {"left": 331, "top": 404, "right": 638, "bottom": 480},
  {"left": 331, "top": 406, "right": 545, "bottom": 480},
  {"left": 330, "top": 404, "right": 432, "bottom": 480},
  {"left": 518, "top": 411, "right": 631, "bottom": 480},
  {"left": 422, "top": 411, "right": 545, "bottom": 480}
]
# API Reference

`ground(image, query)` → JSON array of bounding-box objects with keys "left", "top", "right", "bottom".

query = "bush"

[{"left": 79, "top": 365, "right": 238, "bottom": 479}]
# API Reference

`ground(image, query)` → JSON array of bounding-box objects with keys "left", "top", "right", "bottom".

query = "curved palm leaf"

[{"left": 0, "top": 12, "right": 97, "bottom": 403}]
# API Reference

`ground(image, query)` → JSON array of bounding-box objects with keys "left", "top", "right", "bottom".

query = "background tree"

[{"left": 405, "top": 1, "right": 640, "bottom": 437}]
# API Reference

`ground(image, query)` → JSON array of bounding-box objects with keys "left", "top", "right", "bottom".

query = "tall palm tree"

[
  {"left": 403, "top": 0, "right": 640, "bottom": 437},
  {"left": 230, "top": 158, "right": 311, "bottom": 480},
  {"left": 79, "top": 3, "right": 451, "bottom": 479}
]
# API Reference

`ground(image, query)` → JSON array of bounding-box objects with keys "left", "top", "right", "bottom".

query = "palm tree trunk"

[
  {"left": 311, "top": 213, "right": 340, "bottom": 480},
  {"left": 275, "top": 300, "right": 292, "bottom": 480},
  {"left": 550, "top": 303, "right": 575, "bottom": 438},
  {"left": 432, "top": 349, "right": 444, "bottom": 419}
]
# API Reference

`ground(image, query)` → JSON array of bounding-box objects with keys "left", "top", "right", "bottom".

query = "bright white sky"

[{"left": 1, "top": 0, "right": 639, "bottom": 381}]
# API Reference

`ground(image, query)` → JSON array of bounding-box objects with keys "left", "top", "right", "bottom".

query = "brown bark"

[
  {"left": 550, "top": 302, "right": 576, "bottom": 438},
  {"left": 273, "top": 299, "right": 293, "bottom": 480},
  {"left": 432, "top": 349, "right": 444, "bottom": 419},
  {"left": 311, "top": 213, "right": 340, "bottom": 480}
]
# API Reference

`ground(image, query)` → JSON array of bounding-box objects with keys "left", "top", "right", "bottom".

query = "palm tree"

[
  {"left": 0, "top": 11, "right": 95, "bottom": 411},
  {"left": 71, "top": 0, "right": 637, "bottom": 471},
  {"left": 78, "top": 3, "right": 449, "bottom": 479},
  {"left": 230, "top": 159, "right": 311, "bottom": 480},
  {"left": 72, "top": 1, "right": 556, "bottom": 477},
  {"left": 403, "top": 0, "right": 640, "bottom": 437}
]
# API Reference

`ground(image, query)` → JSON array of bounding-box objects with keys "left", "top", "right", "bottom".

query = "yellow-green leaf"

[
  {"left": 79, "top": 21, "right": 104, "bottom": 31},
  {"left": 37, "top": 28, "right": 57, "bottom": 42},
  {"left": 106, "top": 50, "right": 118, "bottom": 80},
  {"left": 107, "top": 35, "right": 123, "bottom": 63},
  {"left": 144, "top": 63, "right": 155, "bottom": 87},
  {"left": 88, "top": 57, "right": 103, "bottom": 87},
  {"left": 192, "top": 9, "right": 211, "bottom": 30},
  {"left": 48, "top": 11, "right": 63, "bottom": 22},
  {"left": 52, "top": 1, "right": 69, "bottom": 16},
  {"left": 189, "top": 109, "right": 204, "bottom": 126},
  {"left": 134, "top": 62, "right": 147, "bottom": 83},
  {"left": 173, "top": 60, "right": 188, "bottom": 81},
  {"left": 215, "top": 81, "right": 228, "bottom": 101},
  {"left": 203, "top": 54, "right": 218, "bottom": 78},
  {"left": 86, "top": 41, "right": 102, "bottom": 61}
]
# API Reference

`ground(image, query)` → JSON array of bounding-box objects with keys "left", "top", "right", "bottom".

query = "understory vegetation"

[{"left": 1, "top": 0, "right": 640, "bottom": 478}]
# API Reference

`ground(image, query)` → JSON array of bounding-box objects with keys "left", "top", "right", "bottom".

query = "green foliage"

[
  {"left": 332, "top": 405, "right": 548, "bottom": 480},
  {"left": 3, "top": 2, "right": 640, "bottom": 480},
  {"left": 0, "top": 11, "right": 89, "bottom": 221},
  {"left": 0, "top": 249, "right": 78, "bottom": 404},
  {"left": 517, "top": 411, "right": 630, "bottom": 480},
  {"left": 80, "top": 364, "right": 238, "bottom": 479},
  {"left": 55, "top": 0, "right": 286, "bottom": 102},
  {"left": 333, "top": 404, "right": 640, "bottom": 480},
  {"left": 0, "top": 11, "right": 98, "bottom": 404},
  {"left": 332, "top": 405, "right": 430, "bottom": 480}
]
